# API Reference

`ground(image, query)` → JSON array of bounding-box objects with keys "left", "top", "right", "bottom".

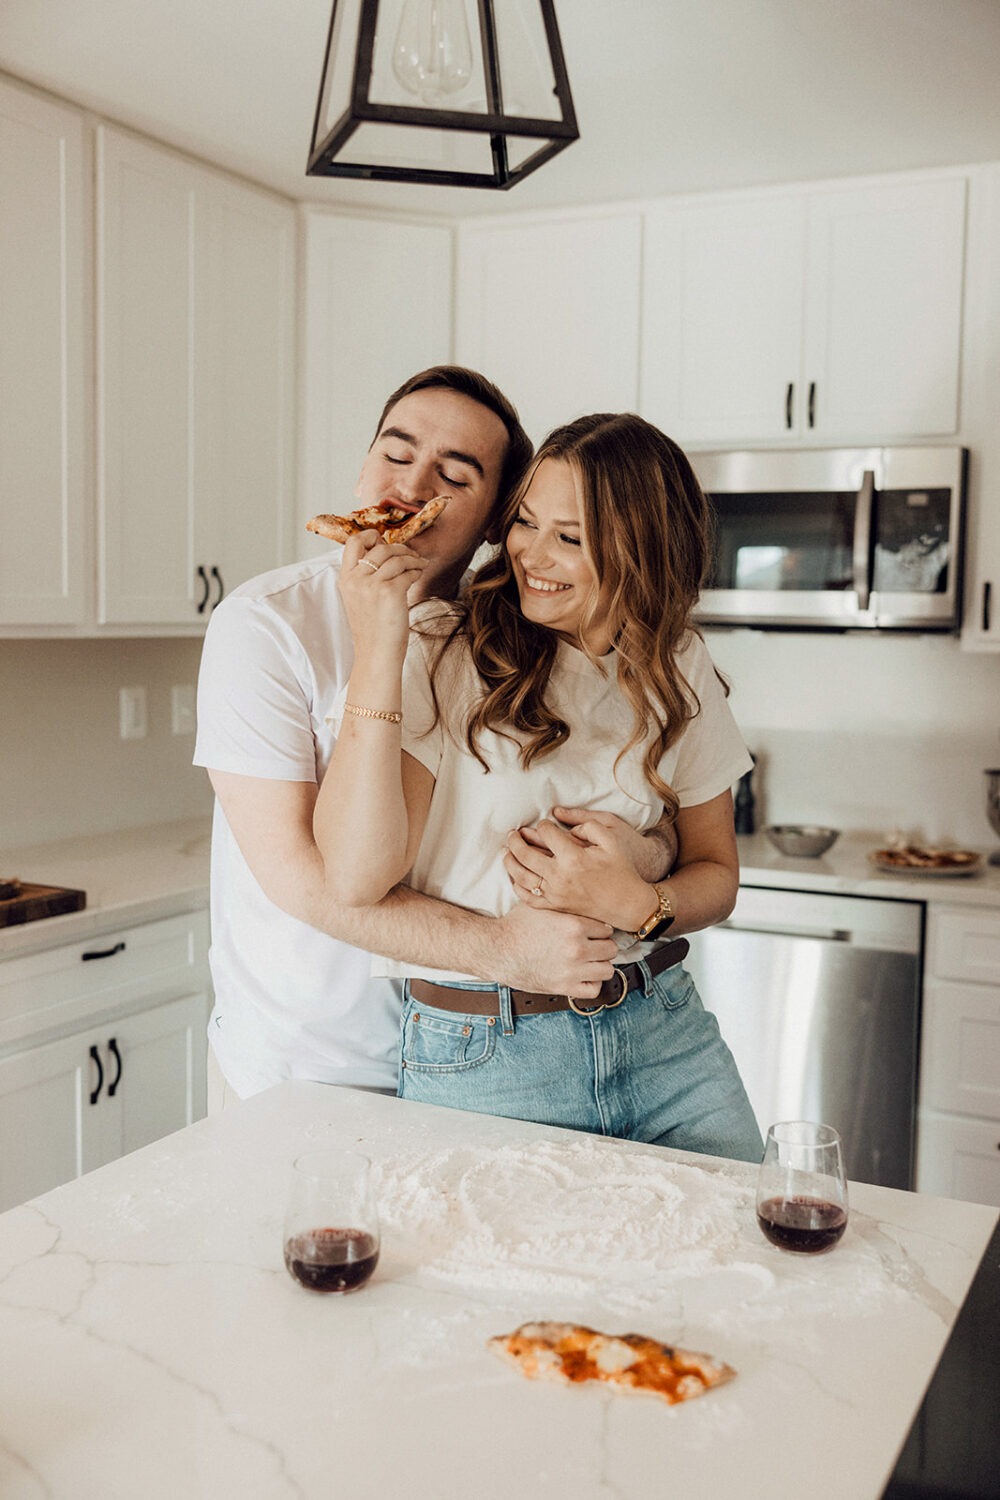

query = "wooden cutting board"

[{"left": 0, "top": 882, "right": 87, "bottom": 928}]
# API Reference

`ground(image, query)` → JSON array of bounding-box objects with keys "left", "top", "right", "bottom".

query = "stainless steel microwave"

[{"left": 691, "top": 446, "right": 967, "bottom": 632}]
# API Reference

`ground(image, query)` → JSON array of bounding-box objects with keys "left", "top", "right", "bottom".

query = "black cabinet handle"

[
  {"left": 196, "top": 565, "right": 210, "bottom": 614},
  {"left": 209, "top": 566, "right": 224, "bottom": 610},
  {"left": 81, "top": 940, "right": 125, "bottom": 962},
  {"left": 983, "top": 581, "right": 993, "bottom": 634},
  {"left": 89, "top": 1044, "right": 104, "bottom": 1106},
  {"left": 785, "top": 382, "right": 794, "bottom": 429},
  {"left": 107, "top": 1038, "right": 123, "bottom": 1098},
  {"left": 807, "top": 381, "right": 816, "bottom": 428}
]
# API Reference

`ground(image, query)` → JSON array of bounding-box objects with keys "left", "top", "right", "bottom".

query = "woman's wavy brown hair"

[{"left": 424, "top": 412, "right": 717, "bottom": 817}]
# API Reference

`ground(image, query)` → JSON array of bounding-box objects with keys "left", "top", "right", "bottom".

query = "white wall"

[
  {"left": 709, "top": 628, "right": 1000, "bottom": 848},
  {"left": 0, "top": 639, "right": 213, "bottom": 851}
]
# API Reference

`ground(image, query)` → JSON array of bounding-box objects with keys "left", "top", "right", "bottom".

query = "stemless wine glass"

[
  {"left": 755, "top": 1121, "right": 848, "bottom": 1255},
  {"left": 283, "top": 1149, "right": 380, "bottom": 1293}
]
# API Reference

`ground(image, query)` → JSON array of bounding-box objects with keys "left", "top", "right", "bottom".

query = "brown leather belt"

[{"left": 408, "top": 937, "right": 689, "bottom": 1019}]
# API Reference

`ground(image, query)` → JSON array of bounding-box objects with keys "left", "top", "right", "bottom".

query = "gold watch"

[{"left": 634, "top": 882, "right": 675, "bottom": 941}]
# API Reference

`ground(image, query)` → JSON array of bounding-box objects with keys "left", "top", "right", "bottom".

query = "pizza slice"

[
  {"left": 306, "top": 496, "right": 448, "bottom": 547},
  {"left": 488, "top": 1321, "right": 735, "bottom": 1405}
]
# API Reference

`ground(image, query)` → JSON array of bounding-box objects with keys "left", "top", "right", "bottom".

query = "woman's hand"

[
  {"left": 337, "top": 530, "right": 428, "bottom": 660},
  {"left": 503, "top": 807, "right": 661, "bottom": 933}
]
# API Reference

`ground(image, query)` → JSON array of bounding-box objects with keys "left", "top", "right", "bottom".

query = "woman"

[{"left": 315, "top": 413, "right": 762, "bottom": 1162}]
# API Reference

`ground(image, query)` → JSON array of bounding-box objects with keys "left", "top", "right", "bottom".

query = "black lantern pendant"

[{"left": 307, "top": 0, "right": 579, "bottom": 189}]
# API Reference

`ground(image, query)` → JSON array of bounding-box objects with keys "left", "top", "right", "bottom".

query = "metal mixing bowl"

[{"left": 765, "top": 825, "right": 841, "bottom": 858}]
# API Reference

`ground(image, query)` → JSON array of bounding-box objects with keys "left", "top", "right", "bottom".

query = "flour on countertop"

[{"left": 371, "top": 1137, "right": 909, "bottom": 1329}]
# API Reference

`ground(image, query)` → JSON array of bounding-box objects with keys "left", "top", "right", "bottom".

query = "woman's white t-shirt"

[{"left": 366, "top": 603, "right": 752, "bottom": 984}]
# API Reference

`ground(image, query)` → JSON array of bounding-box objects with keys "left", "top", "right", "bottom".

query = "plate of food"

[{"left": 868, "top": 845, "right": 983, "bottom": 877}]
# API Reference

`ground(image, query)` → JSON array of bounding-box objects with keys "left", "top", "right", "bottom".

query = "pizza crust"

[
  {"left": 306, "top": 496, "right": 447, "bottom": 547},
  {"left": 488, "top": 1321, "right": 736, "bottom": 1404}
]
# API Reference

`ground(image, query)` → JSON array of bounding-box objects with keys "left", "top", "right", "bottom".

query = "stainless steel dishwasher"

[{"left": 684, "top": 885, "right": 923, "bottom": 1189}]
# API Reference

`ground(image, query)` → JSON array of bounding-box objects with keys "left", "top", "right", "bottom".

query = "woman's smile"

[
  {"left": 523, "top": 573, "right": 571, "bottom": 594},
  {"left": 507, "top": 457, "right": 613, "bottom": 651}
]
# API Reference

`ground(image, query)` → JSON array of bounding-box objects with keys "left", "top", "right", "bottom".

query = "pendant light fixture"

[{"left": 307, "top": 0, "right": 579, "bottom": 189}]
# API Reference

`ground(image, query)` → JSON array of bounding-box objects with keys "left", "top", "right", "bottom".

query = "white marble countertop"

[
  {"left": 0, "top": 819, "right": 211, "bottom": 958},
  {"left": 737, "top": 829, "right": 1000, "bottom": 908},
  {"left": 0, "top": 1082, "right": 995, "bottom": 1500}
]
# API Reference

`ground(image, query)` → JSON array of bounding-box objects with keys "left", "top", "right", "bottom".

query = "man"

[{"left": 195, "top": 366, "right": 675, "bottom": 1102}]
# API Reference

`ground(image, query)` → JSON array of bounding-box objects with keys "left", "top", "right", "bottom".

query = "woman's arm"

[
  {"left": 312, "top": 532, "right": 433, "bottom": 905},
  {"left": 502, "top": 806, "right": 678, "bottom": 929},
  {"left": 646, "top": 789, "right": 739, "bottom": 936}
]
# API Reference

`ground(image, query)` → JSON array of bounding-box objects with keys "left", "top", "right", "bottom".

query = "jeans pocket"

[
  {"left": 654, "top": 964, "right": 696, "bottom": 1012},
  {"left": 400, "top": 1003, "right": 497, "bottom": 1074}
]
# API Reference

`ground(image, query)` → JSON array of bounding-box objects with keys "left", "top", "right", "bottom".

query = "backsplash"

[
  {"left": 0, "top": 639, "right": 213, "bottom": 851},
  {"left": 1, "top": 631, "right": 998, "bottom": 856},
  {"left": 709, "top": 629, "right": 1000, "bottom": 849}
]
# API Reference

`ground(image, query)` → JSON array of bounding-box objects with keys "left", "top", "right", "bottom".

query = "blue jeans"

[{"left": 397, "top": 961, "right": 763, "bottom": 1164}]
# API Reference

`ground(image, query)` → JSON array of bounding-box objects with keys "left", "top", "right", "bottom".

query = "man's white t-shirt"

[
  {"left": 349, "top": 603, "right": 752, "bottom": 984},
  {"left": 194, "top": 551, "right": 400, "bottom": 1097}
]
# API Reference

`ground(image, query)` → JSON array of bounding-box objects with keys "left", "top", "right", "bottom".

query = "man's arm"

[
  {"left": 209, "top": 770, "right": 618, "bottom": 999},
  {"left": 502, "top": 804, "right": 678, "bottom": 926}
]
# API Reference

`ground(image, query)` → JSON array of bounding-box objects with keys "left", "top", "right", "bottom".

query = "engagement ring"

[{"left": 360, "top": 558, "right": 380, "bottom": 573}]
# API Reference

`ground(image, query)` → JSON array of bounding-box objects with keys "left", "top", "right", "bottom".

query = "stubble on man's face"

[{"left": 354, "top": 387, "right": 509, "bottom": 602}]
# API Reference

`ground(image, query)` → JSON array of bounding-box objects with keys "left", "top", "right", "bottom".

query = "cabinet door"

[
  {"left": 197, "top": 178, "right": 294, "bottom": 598},
  {"left": 0, "top": 1032, "right": 102, "bottom": 1213},
  {"left": 300, "top": 213, "right": 453, "bottom": 557},
  {"left": 98, "top": 993, "right": 208, "bottom": 1159},
  {"left": 916, "top": 1109, "right": 1000, "bottom": 1208},
  {"left": 456, "top": 213, "right": 642, "bottom": 445},
  {"left": 641, "top": 196, "right": 806, "bottom": 444},
  {"left": 921, "top": 979, "right": 1000, "bottom": 1120},
  {"left": 928, "top": 907, "right": 1000, "bottom": 986},
  {"left": 803, "top": 178, "right": 966, "bottom": 440},
  {"left": 0, "top": 79, "right": 87, "bottom": 626},
  {"left": 960, "top": 165, "right": 1000, "bottom": 651},
  {"left": 96, "top": 126, "right": 199, "bottom": 624},
  {"left": 96, "top": 127, "right": 294, "bottom": 625}
]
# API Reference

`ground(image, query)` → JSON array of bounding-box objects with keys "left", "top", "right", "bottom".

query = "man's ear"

[{"left": 484, "top": 514, "right": 503, "bottom": 546}]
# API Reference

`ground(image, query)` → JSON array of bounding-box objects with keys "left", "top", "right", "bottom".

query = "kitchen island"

[{"left": 0, "top": 1083, "right": 995, "bottom": 1500}]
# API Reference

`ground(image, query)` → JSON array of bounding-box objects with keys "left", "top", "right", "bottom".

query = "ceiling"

[{"left": 3, "top": 0, "right": 1000, "bottom": 219}]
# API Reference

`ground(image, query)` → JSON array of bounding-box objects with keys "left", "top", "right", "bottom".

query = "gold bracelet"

[{"left": 344, "top": 702, "right": 402, "bottom": 724}]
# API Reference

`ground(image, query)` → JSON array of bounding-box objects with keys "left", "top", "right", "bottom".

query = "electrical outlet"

[
  {"left": 119, "top": 686, "right": 148, "bottom": 740},
  {"left": 171, "top": 684, "right": 196, "bottom": 736}
]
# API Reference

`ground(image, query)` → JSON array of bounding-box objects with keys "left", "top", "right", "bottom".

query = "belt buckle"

[{"left": 567, "top": 967, "right": 628, "bottom": 1018}]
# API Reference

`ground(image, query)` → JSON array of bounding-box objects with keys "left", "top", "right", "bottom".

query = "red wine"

[
  {"left": 284, "top": 1227, "right": 379, "bottom": 1292},
  {"left": 756, "top": 1196, "right": 847, "bottom": 1254}
]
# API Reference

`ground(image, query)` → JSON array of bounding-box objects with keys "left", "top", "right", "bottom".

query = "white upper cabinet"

[
  {"left": 802, "top": 178, "right": 966, "bottom": 439},
  {"left": 642, "top": 177, "right": 966, "bottom": 447},
  {"left": 959, "top": 164, "right": 1000, "bottom": 651},
  {"left": 299, "top": 212, "right": 453, "bottom": 554},
  {"left": 641, "top": 195, "right": 806, "bottom": 444},
  {"left": 455, "top": 213, "right": 642, "bottom": 445},
  {"left": 96, "top": 126, "right": 294, "bottom": 626},
  {"left": 0, "top": 79, "right": 87, "bottom": 626}
]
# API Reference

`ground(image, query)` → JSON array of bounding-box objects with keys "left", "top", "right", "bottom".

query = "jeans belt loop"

[{"left": 498, "top": 984, "right": 515, "bottom": 1037}]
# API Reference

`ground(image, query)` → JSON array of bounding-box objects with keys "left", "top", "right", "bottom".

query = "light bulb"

[{"left": 392, "top": 0, "right": 473, "bottom": 105}]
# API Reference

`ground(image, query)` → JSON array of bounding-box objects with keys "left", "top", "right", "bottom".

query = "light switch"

[
  {"left": 119, "top": 686, "right": 148, "bottom": 740},
  {"left": 171, "top": 684, "right": 196, "bottom": 736}
]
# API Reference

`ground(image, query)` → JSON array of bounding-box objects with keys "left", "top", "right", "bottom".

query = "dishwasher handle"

[{"left": 717, "top": 919, "right": 853, "bottom": 943}]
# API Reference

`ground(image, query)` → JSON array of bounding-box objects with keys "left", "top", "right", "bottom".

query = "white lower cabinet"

[
  {"left": 0, "top": 912, "right": 210, "bottom": 1213},
  {"left": 916, "top": 906, "right": 1000, "bottom": 1206},
  {"left": 916, "top": 1111, "right": 1000, "bottom": 1209}
]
